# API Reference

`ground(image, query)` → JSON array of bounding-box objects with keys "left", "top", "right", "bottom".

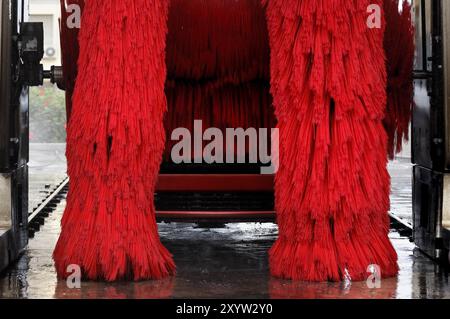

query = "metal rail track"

[
  {"left": 389, "top": 212, "right": 413, "bottom": 238},
  {"left": 28, "top": 177, "right": 69, "bottom": 237},
  {"left": 26, "top": 177, "right": 414, "bottom": 239}
]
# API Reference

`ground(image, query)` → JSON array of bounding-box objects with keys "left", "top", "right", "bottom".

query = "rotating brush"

[{"left": 54, "top": 0, "right": 175, "bottom": 281}]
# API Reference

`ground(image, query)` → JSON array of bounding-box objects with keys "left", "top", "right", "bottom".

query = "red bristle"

[
  {"left": 383, "top": 0, "right": 415, "bottom": 158},
  {"left": 53, "top": 0, "right": 175, "bottom": 281},
  {"left": 265, "top": 0, "right": 398, "bottom": 281},
  {"left": 164, "top": 0, "right": 275, "bottom": 161},
  {"left": 166, "top": 0, "right": 270, "bottom": 83}
]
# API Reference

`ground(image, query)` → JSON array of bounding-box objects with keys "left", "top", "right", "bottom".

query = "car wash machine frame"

[
  {"left": 0, "top": 0, "right": 61, "bottom": 272},
  {"left": 412, "top": 0, "right": 450, "bottom": 263},
  {"left": 0, "top": 0, "right": 450, "bottom": 274}
]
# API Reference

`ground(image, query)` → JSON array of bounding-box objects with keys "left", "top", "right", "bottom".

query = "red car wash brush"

[
  {"left": 264, "top": 0, "right": 398, "bottom": 281},
  {"left": 164, "top": 0, "right": 275, "bottom": 162},
  {"left": 53, "top": 0, "right": 175, "bottom": 281},
  {"left": 383, "top": 0, "right": 414, "bottom": 158}
]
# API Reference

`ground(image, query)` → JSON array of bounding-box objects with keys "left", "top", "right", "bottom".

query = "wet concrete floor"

[
  {"left": 28, "top": 143, "right": 67, "bottom": 213},
  {"left": 1, "top": 204, "right": 449, "bottom": 299},
  {"left": 0, "top": 144, "right": 449, "bottom": 299}
]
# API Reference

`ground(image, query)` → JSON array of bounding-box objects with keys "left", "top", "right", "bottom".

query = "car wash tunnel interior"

[{"left": 1, "top": 0, "right": 450, "bottom": 299}]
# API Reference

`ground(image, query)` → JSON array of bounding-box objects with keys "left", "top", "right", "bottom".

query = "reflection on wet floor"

[
  {"left": 388, "top": 160, "right": 413, "bottom": 225},
  {"left": 0, "top": 145, "right": 449, "bottom": 299}
]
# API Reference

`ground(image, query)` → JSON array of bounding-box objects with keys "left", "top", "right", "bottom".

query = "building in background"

[
  {"left": 28, "top": 0, "right": 66, "bottom": 143},
  {"left": 29, "top": 0, "right": 61, "bottom": 69}
]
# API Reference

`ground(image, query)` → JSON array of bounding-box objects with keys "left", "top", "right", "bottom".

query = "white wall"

[{"left": 29, "top": 0, "right": 61, "bottom": 69}]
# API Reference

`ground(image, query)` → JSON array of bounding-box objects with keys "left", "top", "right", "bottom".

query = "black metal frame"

[
  {"left": 0, "top": 0, "right": 29, "bottom": 274},
  {"left": 412, "top": 0, "right": 450, "bottom": 262},
  {"left": 412, "top": 0, "right": 445, "bottom": 170}
]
